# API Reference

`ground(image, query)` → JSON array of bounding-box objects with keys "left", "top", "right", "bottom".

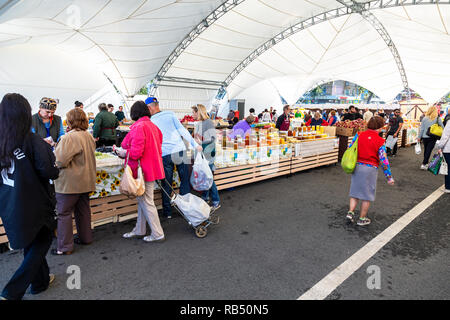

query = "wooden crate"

[
  {"left": 0, "top": 190, "right": 165, "bottom": 245},
  {"left": 291, "top": 149, "right": 339, "bottom": 174},
  {"left": 336, "top": 127, "right": 355, "bottom": 137},
  {"left": 214, "top": 158, "right": 291, "bottom": 191},
  {"left": 0, "top": 218, "right": 7, "bottom": 245}
]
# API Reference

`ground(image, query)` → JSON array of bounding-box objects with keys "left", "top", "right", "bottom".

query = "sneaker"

[
  {"left": 49, "top": 274, "right": 55, "bottom": 285},
  {"left": 444, "top": 189, "right": 450, "bottom": 193},
  {"left": 143, "top": 235, "right": 165, "bottom": 243},
  {"left": 346, "top": 211, "right": 356, "bottom": 223},
  {"left": 211, "top": 203, "right": 221, "bottom": 211},
  {"left": 420, "top": 164, "right": 428, "bottom": 170},
  {"left": 122, "top": 231, "right": 145, "bottom": 239},
  {"left": 357, "top": 217, "right": 371, "bottom": 226},
  {"left": 0, "top": 296, "right": 7, "bottom": 301}
]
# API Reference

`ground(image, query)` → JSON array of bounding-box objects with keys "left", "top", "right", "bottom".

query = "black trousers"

[
  {"left": 96, "top": 138, "right": 115, "bottom": 149},
  {"left": 422, "top": 138, "right": 437, "bottom": 165},
  {"left": 1, "top": 226, "right": 53, "bottom": 300}
]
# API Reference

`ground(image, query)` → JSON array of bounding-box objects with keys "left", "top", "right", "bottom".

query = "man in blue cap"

[{"left": 146, "top": 97, "right": 202, "bottom": 219}]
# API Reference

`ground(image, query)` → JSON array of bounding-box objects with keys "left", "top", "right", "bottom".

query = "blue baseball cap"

[{"left": 145, "top": 97, "right": 158, "bottom": 105}]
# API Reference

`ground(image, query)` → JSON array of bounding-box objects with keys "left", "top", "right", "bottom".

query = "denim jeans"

[
  {"left": 161, "top": 151, "right": 190, "bottom": 217},
  {"left": 2, "top": 226, "right": 53, "bottom": 300},
  {"left": 202, "top": 164, "right": 220, "bottom": 206}
]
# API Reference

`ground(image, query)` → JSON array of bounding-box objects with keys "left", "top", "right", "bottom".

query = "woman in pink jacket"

[{"left": 121, "top": 101, "right": 165, "bottom": 243}]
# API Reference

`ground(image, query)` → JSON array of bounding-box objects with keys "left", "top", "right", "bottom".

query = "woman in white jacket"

[{"left": 437, "top": 117, "right": 450, "bottom": 193}]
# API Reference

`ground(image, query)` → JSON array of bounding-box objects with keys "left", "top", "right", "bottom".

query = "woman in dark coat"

[{"left": 0, "top": 93, "right": 59, "bottom": 300}]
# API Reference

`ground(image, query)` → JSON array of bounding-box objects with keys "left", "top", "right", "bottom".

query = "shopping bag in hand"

[
  {"left": 119, "top": 155, "right": 145, "bottom": 198},
  {"left": 386, "top": 135, "right": 398, "bottom": 150},
  {"left": 415, "top": 143, "right": 422, "bottom": 155},
  {"left": 439, "top": 157, "right": 448, "bottom": 175},
  {"left": 427, "top": 153, "right": 443, "bottom": 175},
  {"left": 190, "top": 152, "right": 214, "bottom": 191},
  {"left": 341, "top": 138, "right": 358, "bottom": 174}
]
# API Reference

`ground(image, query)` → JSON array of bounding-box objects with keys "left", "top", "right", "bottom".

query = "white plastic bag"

[
  {"left": 190, "top": 152, "right": 213, "bottom": 191},
  {"left": 386, "top": 135, "right": 398, "bottom": 150},
  {"left": 440, "top": 157, "right": 448, "bottom": 175},
  {"left": 415, "top": 143, "right": 422, "bottom": 155},
  {"left": 172, "top": 193, "right": 210, "bottom": 227}
]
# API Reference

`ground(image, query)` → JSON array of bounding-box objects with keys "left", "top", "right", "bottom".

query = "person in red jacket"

[
  {"left": 120, "top": 101, "right": 166, "bottom": 243},
  {"left": 346, "top": 116, "right": 395, "bottom": 226},
  {"left": 306, "top": 112, "right": 329, "bottom": 127}
]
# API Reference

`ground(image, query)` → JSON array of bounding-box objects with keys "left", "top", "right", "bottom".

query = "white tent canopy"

[{"left": 0, "top": 0, "right": 449, "bottom": 115}]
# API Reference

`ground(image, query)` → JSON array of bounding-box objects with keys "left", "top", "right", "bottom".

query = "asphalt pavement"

[{"left": 0, "top": 146, "right": 448, "bottom": 300}]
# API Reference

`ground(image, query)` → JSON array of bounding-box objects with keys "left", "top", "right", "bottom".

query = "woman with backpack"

[{"left": 418, "top": 106, "right": 444, "bottom": 170}]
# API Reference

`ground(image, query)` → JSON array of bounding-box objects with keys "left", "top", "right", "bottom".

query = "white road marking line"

[{"left": 298, "top": 185, "right": 445, "bottom": 300}]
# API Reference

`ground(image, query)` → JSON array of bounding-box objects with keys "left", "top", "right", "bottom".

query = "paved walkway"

[{"left": 0, "top": 146, "right": 448, "bottom": 300}]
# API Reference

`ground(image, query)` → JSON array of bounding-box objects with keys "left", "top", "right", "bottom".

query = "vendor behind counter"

[{"left": 93, "top": 103, "right": 119, "bottom": 148}]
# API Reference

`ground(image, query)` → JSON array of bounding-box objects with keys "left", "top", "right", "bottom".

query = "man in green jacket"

[{"left": 92, "top": 103, "right": 119, "bottom": 148}]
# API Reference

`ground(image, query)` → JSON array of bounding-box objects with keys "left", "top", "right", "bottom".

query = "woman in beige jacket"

[{"left": 52, "top": 108, "right": 96, "bottom": 255}]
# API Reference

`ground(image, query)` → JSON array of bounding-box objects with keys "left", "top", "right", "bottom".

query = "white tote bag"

[
  {"left": 415, "top": 143, "right": 422, "bottom": 155},
  {"left": 172, "top": 193, "right": 210, "bottom": 227},
  {"left": 439, "top": 157, "right": 448, "bottom": 175},
  {"left": 386, "top": 135, "right": 398, "bottom": 150}
]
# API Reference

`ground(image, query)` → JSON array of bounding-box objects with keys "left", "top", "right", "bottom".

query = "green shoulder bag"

[{"left": 341, "top": 138, "right": 358, "bottom": 174}]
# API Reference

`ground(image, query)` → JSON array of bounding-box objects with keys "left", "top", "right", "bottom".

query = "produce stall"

[
  {"left": 213, "top": 125, "right": 339, "bottom": 190},
  {"left": 89, "top": 152, "right": 181, "bottom": 229}
]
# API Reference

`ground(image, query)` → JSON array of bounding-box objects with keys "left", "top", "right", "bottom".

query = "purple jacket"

[{"left": 229, "top": 120, "right": 251, "bottom": 139}]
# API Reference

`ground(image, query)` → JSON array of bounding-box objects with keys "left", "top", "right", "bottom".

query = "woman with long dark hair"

[{"left": 0, "top": 93, "right": 59, "bottom": 300}]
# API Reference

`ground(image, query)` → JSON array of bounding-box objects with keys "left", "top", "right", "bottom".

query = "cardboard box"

[
  {"left": 336, "top": 127, "right": 355, "bottom": 137},
  {"left": 323, "top": 126, "right": 336, "bottom": 137}
]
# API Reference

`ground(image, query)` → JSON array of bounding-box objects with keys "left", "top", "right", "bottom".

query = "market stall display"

[
  {"left": 403, "top": 120, "right": 420, "bottom": 146},
  {"left": 212, "top": 124, "right": 339, "bottom": 190}
]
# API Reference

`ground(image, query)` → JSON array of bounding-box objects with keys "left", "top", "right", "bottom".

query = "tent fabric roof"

[{"left": 0, "top": 0, "right": 449, "bottom": 113}]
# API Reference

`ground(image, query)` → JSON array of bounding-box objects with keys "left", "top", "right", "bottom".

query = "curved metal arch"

[
  {"left": 150, "top": 0, "right": 246, "bottom": 94},
  {"left": 336, "top": 0, "right": 410, "bottom": 99},
  {"left": 223, "top": 0, "right": 450, "bottom": 92}
]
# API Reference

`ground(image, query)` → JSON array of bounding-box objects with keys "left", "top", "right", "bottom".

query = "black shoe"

[
  {"left": 74, "top": 237, "right": 92, "bottom": 246},
  {"left": 51, "top": 249, "right": 73, "bottom": 256}
]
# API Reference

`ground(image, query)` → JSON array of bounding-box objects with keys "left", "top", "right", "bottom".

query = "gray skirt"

[{"left": 349, "top": 164, "right": 378, "bottom": 202}]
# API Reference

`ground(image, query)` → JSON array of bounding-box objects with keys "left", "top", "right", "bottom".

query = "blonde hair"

[
  {"left": 314, "top": 112, "right": 321, "bottom": 119},
  {"left": 192, "top": 104, "right": 209, "bottom": 121},
  {"left": 425, "top": 106, "right": 438, "bottom": 120}
]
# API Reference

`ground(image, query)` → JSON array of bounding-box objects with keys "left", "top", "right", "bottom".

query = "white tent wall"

[
  {"left": 154, "top": 86, "right": 218, "bottom": 119},
  {"left": 0, "top": 0, "right": 223, "bottom": 104},
  {"left": 234, "top": 79, "right": 284, "bottom": 115},
  {"left": 83, "top": 84, "right": 125, "bottom": 117},
  {"left": 226, "top": 13, "right": 405, "bottom": 103},
  {"left": 0, "top": 44, "right": 107, "bottom": 115},
  {"left": 1, "top": 1, "right": 450, "bottom": 111}
]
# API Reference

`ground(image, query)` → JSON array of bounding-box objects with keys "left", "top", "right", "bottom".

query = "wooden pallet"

[
  {"left": 214, "top": 158, "right": 292, "bottom": 191},
  {"left": 291, "top": 149, "right": 338, "bottom": 174}
]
